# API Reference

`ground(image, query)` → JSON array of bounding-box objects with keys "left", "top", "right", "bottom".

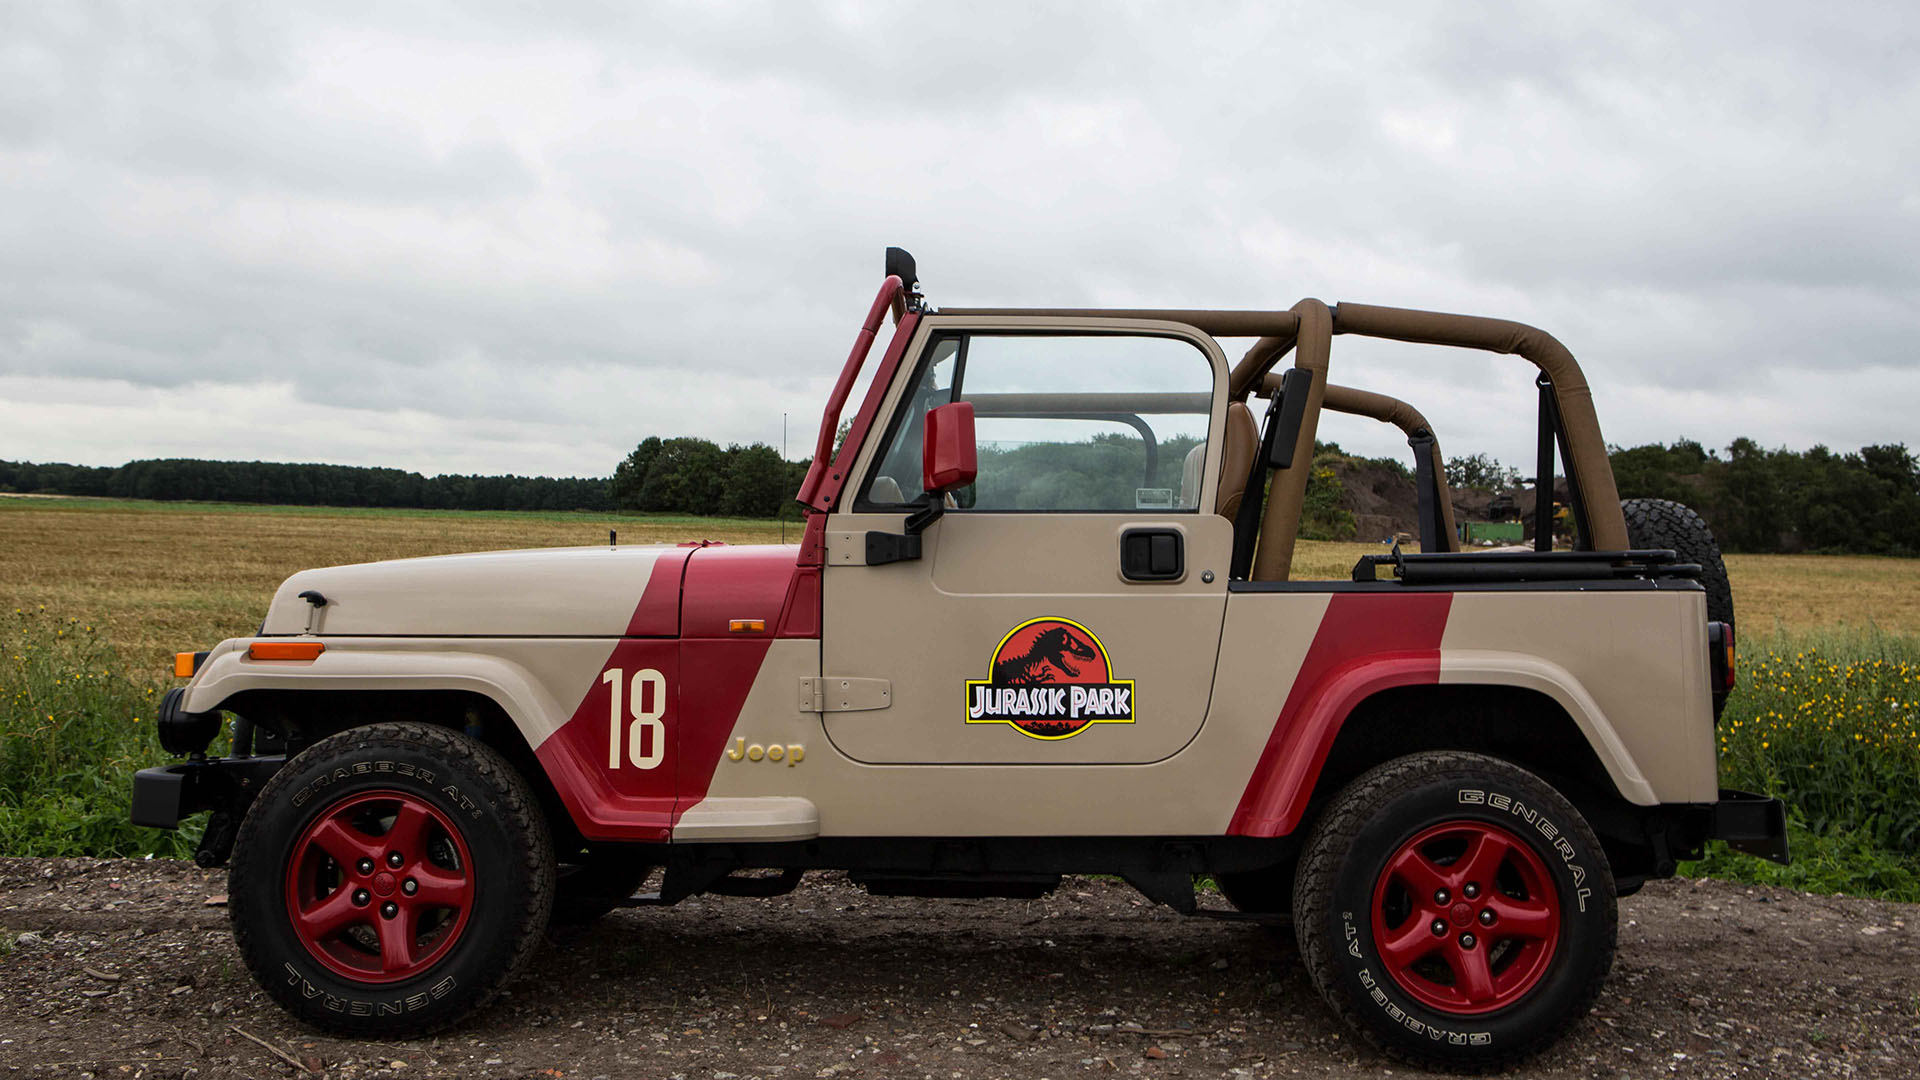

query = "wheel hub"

[
  {"left": 1370, "top": 820, "right": 1561, "bottom": 1015},
  {"left": 284, "top": 790, "right": 475, "bottom": 984}
]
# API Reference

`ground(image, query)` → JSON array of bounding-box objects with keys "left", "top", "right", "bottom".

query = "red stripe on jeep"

[
  {"left": 537, "top": 545, "right": 800, "bottom": 841},
  {"left": 625, "top": 548, "right": 692, "bottom": 636},
  {"left": 1227, "top": 592, "right": 1452, "bottom": 837},
  {"left": 535, "top": 637, "right": 681, "bottom": 841},
  {"left": 670, "top": 637, "right": 775, "bottom": 823}
]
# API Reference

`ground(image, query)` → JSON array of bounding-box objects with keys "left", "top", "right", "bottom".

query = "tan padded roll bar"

[
  {"left": 1251, "top": 299, "right": 1332, "bottom": 581},
  {"left": 1315, "top": 382, "right": 1459, "bottom": 549},
  {"left": 1329, "top": 303, "right": 1627, "bottom": 551},
  {"left": 940, "top": 308, "right": 1301, "bottom": 340}
]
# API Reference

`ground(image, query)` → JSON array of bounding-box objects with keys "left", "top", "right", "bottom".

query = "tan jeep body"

[
  {"left": 171, "top": 307, "right": 1715, "bottom": 851},
  {"left": 135, "top": 252, "right": 1783, "bottom": 1066}
]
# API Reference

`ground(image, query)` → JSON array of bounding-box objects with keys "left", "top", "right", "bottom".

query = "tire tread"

[
  {"left": 1292, "top": 751, "right": 1616, "bottom": 1073},
  {"left": 229, "top": 722, "right": 555, "bottom": 1037}
]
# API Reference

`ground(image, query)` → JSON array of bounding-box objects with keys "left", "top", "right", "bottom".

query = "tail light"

[{"left": 1707, "top": 622, "right": 1735, "bottom": 694}]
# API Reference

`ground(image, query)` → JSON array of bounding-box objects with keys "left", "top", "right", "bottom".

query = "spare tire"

[{"left": 1620, "top": 498, "right": 1734, "bottom": 628}]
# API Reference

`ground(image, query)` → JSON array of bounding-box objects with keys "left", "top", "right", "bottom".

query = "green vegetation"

[
  {"left": 1, "top": 458, "right": 615, "bottom": 512},
  {"left": 610, "top": 437, "right": 811, "bottom": 518},
  {"left": 1681, "top": 628, "right": 1920, "bottom": 900},
  {"left": 1611, "top": 439, "right": 1920, "bottom": 557},
  {"left": 1, "top": 497, "right": 1916, "bottom": 903},
  {"left": 1, "top": 608, "right": 197, "bottom": 858}
]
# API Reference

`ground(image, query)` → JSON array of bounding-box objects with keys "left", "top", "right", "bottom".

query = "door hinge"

[
  {"left": 826, "top": 530, "right": 923, "bottom": 565},
  {"left": 800, "top": 677, "right": 893, "bottom": 712}
]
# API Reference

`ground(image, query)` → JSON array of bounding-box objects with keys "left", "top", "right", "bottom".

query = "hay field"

[
  {"left": 3, "top": 497, "right": 1916, "bottom": 670},
  {"left": 0, "top": 498, "right": 784, "bottom": 669}
]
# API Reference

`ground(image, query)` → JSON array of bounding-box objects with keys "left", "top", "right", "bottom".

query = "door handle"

[{"left": 1120, "top": 528, "right": 1184, "bottom": 582}]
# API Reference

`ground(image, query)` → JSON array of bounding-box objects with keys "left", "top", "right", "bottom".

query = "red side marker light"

[{"left": 249, "top": 641, "right": 326, "bottom": 662}]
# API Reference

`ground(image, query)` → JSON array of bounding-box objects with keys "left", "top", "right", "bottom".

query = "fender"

[
  {"left": 1438, "top": 650, "right": 1659, "bottom": 804},
  {"left": 183, "top": 640, "right": 575, "bottom": 743},
  {"left": 181, "top": 637, "right": 668, "bottom": 839},
  {"left": 1229, "top": 651, "right": 1448, "bottom": 837},
  {"left": 1228, "top": 647, "right": 1661, "bottom": 839}
]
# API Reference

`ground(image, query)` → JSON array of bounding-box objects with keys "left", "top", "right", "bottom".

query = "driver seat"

[{"left": 1186, "top": 401, "right": 1260, "bottom": 519}]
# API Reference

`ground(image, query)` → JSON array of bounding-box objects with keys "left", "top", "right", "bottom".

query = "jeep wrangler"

[{"left": 133, "top": 249, "right": 1786, "bottom": 1070}]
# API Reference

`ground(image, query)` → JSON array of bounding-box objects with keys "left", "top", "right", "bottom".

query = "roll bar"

[
  {"left": 816, "top": 253, "right": 1627, "bottom": 580},
  {"left": 1280, "top": 379, "right": 1459, "bottom": 551},
  {"left": 795, "top": 275, "right": 907, "bottom": 512},
  {"left": 1327, "top": 304, "right": 1625, "bottom": 550},
  {"left": 941, "top": 308, "right": 1300, "bottom": 339},
  {"left": 1234, "top": 301, "right": 1628, "bottom": 576}
]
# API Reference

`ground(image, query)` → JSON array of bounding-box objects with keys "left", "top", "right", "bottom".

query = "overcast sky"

[{"left": 3, "top": 2, "right": 1916, "bottom": 479}]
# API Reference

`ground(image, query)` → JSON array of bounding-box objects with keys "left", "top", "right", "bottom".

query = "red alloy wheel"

[
  {"left": 1369, "top": 820, "right": 1561, "bottom": 1015},
  {"left": 283, "top": 790, "right": 476, "bottom": 984}
]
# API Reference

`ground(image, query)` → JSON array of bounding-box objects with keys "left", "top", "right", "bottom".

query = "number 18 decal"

[{"left": 603, "top": 667, "right": 667, "bottom": 770}]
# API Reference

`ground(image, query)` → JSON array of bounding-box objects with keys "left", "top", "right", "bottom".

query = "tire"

[
  {"left": 229, "top": 722, "right": 556, "bottom": 1037},
  {"left": 1293, "top": 752, "right": 1616, "bottom": 1072},
  {"left": 551, "top": 852, "right": 654, "bottom": 926},
  {"left": 1620, "top": 498, "right": 1733, "bottom": 628}
]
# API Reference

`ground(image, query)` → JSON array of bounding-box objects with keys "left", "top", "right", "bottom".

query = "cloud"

[{"left": 2, "top": 1, "right": 1916, "bottom": 477}]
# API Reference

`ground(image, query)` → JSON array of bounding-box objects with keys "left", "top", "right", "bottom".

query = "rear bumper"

[
  {"left": 1709, "top": 787, "right": 1791, "bottom": 864},
  {"left": 130, "top": 756, "right": 286, "bottom": 829}
]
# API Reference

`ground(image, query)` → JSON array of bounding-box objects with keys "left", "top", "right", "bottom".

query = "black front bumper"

[
  {"left": 1710, "top": 787, "right": 1791, "bottom": 864},
  {"left": 130, "top": 756, "right": 286, "bottom": 829}
]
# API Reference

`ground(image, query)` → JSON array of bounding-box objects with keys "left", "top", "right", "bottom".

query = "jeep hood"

[{"left": 261, "top": 545, "right": 690, "bottom": 638}]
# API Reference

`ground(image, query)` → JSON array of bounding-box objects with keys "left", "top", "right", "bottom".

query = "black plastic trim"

[
  {"left": 1710, "top": 788, "right": 1791, "bottom": 864},
  {"left": 129, "top": 755, "right": 287, "bottom": 829}
]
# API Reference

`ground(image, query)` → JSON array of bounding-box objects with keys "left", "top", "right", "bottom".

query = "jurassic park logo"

[{"left": 964, "top": 617, "right": 1134, "bottom": 740}]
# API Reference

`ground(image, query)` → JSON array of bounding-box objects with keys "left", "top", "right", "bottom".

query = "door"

[{"left": 821, "top": 322, "right": 1233, "bottom": 765}]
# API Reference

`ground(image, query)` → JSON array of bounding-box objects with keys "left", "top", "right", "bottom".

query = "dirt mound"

[{"left": 1329, "top": 458, "right": 1563, "bottom": 544}]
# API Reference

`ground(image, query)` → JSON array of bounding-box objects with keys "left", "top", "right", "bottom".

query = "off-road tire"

[
  {"left": 1293, "top": 752, "right": 1617, "bottom": 1072},
  {"left": 229, "top": 722, "right": 556, "bottom": 1037},
  {"left": 1621, "top": 498, "right": 1733, "bottom": 628},
  {"left": 551, "top": 853, "right": 655, "bottom": 926}
]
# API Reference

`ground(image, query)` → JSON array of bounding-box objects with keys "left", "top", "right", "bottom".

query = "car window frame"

[{"left": 851, "top": 329, "right": 1219, "bottom": 515}]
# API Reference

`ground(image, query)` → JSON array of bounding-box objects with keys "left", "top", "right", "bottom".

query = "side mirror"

[{"left": 923, "top": 401, "right": 977, "bottom": 494}]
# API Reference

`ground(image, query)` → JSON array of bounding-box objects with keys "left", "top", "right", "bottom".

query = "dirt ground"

[{"left": 0, "top": 859, "right": 1915, "bottom": 1079}]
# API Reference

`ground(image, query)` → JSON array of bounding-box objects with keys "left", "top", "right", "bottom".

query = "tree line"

[
  {"left": 1607, "top": 439, "right": 1920, "bottom": 557},
  {"left": 7, "top": 435, "right": 1917, "bottom": 556},
  {"left": 0, "top": 458, "right": 614, "bottom": 512}
]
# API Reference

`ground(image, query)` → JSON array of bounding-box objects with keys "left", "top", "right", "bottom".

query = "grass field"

[
  {"left": 7, "top": 496, "right": 1917, "bottom": 668},
  {"left": 3, "top": 496, "right": 1918, "bottom": 897}
]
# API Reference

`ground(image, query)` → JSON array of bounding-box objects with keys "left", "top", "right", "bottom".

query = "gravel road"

[{"left": 1, "top": 858, "right": 1915, "bottom": 1078}]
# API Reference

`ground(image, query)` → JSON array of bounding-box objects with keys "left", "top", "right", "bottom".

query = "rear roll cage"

[{"left": 800, "top": 268, "right": 1627, "bottom": 580}]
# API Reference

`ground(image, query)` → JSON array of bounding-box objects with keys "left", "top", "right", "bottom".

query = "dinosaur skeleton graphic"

[{"left": 966, "top": 618, "right": 1135, "bottom": 738}]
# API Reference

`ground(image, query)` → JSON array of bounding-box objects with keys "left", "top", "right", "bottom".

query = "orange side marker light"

[
  {"left": 728, "top": 619, "right": 766, "bottom": 634},
  {"left": 249, "top": 641, "right": 326, "bottom": 662},
  {"left": 174, "top": 652, "right": 199, "bottom": 678}
]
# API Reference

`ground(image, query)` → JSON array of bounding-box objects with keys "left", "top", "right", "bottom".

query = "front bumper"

[
  {"left": 1709, "top": 787, "right": 1791, "bottom": 864},
  {"left": 130, "top": 756, "right": 286, "bottom": 829}
]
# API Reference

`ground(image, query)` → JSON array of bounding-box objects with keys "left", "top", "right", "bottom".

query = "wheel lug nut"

[
  {"left": 1479, "top": 908, "right": 1496, "bottom": 926},
  {"left": 1433, "top": 889, "right": 1449, "bottom": 905},
  {"left": 355, "top": 858, "right": 374, "bottom": 875},
  {"left": 351, "top": 889, "right": 370, "bottom": 907},
  {"left": 1459, "top": 933, "right": 1477, "bottom": 949},
  {"left": 1431, "top": 919, "right": 1447, "bottom": 936},
  {"left": 1463, "top": 882, "right": 1480, "bottom": 899},
  {"left": 380, "top": 901, "right": 398, "bottom": 919},
  {"left": 387, "top": 851, "right": 404, "bottom": 869},
  {"left": 402, "top": 878, "right": 418, "bottom": 896}
]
